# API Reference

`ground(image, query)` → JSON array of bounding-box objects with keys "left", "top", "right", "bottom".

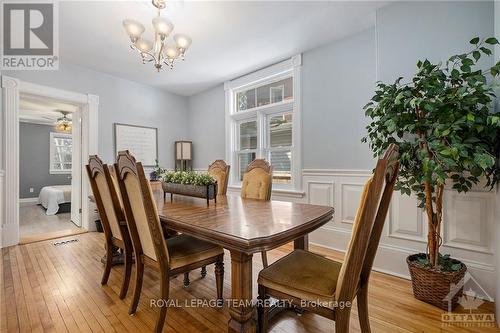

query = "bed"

[{"left": 38, "top": 185, "right": 72, "bottom": 215}]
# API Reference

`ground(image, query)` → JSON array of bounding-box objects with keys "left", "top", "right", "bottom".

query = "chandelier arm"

[{"left": 158, "top": 40, "right": 166, "bottom": 63}]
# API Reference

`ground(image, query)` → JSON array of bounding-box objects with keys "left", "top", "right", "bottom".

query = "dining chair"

[
  {"left": 241, "top": 159, "right": 273, "bottom": 267},
  {"left": 208, "top": 159, "right": 231, "bottom": 195},
  {"left": 86, "top": 155, "right": 133, "bottom": 300},
  {"left": 115, "top": 150, "right": 225, "bottom": 333},
  {"left": 185, "top": 159, "right": 231, "bottom": 286},
  {"left": 256, "top": 144, "right": 400, "bottom": 333}
]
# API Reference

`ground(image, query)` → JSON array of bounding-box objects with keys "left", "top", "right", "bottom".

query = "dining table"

[{"left": 155, "top": 190, "right": 335, "bottom": 333}]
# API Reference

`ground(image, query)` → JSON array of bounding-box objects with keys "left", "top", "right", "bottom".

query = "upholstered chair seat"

[
  {"left": 258, "top": 249, "right": 342, "bottom": 304},
  {"left": 167, "top": 234, "right": 224, "bottom": 270}
]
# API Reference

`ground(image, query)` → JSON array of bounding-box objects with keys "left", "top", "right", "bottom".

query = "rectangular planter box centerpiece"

[{"left": 162, "top": 182, "right": 217, "bottom": 205}]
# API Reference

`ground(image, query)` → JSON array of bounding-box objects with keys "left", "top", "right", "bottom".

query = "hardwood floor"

[{"left": 1, "top": 232, "right": 498, "bottom": 333}]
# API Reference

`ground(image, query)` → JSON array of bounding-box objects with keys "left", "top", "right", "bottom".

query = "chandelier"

[
  {"left": 55, "top": 111, "right": 72, "bottom": 133},
  {"left": 122, "top": 0, "right": 192, "bottom": 72}
]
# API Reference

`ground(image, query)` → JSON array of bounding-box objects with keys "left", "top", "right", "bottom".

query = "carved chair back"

[
  {"left": 86, "top": 155, "right": 125, "bottom": 242},
  {"left": 241, "top": 159, "right": 273, "bottom": 201},
  {"left": 208, "top": 160, "right": 230, "bottom": 195},
  {"left": 115, "top": 150, "right": 170, "bottom": 266},
  {"left": 335, "top": 144, "right": 399, "bottom": 302}
]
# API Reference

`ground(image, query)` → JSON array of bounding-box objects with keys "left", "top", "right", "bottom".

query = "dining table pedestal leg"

[
  {"left": 228, "top": 251, "right": 256, "bottom": 333},
  {"left": 294, "top": 235, "right": 309, "bottom": 251}
]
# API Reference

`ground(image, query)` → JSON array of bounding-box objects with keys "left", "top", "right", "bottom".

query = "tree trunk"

[
  {"left": 433, "top": 184, "right": 444, "bottom": 266},
  {"left": 424, "top": 181, "right": 437, "bottom": 266},
  {"left": 425, "top": 183, "right": 444, "bottom": 267}
]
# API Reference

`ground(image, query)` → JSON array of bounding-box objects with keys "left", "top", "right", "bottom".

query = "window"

[
  {"left": 236, "top": 77, "right": 293, "bottom": 112},
  {"left": 50, "top": 132, "right": 72, "bottom": 174},
  {"left": 226, "top": 55, "right": 302, "bottom": 190},
  {"left": 267, "top": 113, "right": 292, "bottom": 184}
]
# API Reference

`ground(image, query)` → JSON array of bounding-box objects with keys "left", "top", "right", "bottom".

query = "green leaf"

[
  {"left": 472, "top": 51, "right": 481, "bottom": 61},
  {"left": 485, "top": 37, "right": 499, "bottom": 45},
  {"left": 480, "top": 47, "right": 492, "bottom": 55},
  {"left": 466, "top": 113, "right": 475, "bottom": 122},
  {"left": 462, "top": 58, "right": 474, "bottom": 66},
  {"left": 469, "top": 37, "right": 480, "bottom": 45}
]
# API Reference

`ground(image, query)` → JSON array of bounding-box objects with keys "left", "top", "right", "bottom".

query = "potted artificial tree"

[{"left": 363, "top": 37, "right": 500, "bottom": 310}]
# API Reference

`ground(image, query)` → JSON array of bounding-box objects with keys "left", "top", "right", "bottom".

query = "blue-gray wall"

[
  {"left": 187, "top": 84, "right": 226, "bottom": 169},
  {"left": 377, "top": 1, "right": 494, "bottom": 83},
  {"left": 19, "top": 123, "right": 71, "bottom": 198},
  {"left": 6, "top": 63, "right": 189, "bottom": 168},
  {"left": 302, "top": 28, "right": 376, "bottom": 169},
  {"left": 187, "top": 1, "right": 495, "bottom": 172}
]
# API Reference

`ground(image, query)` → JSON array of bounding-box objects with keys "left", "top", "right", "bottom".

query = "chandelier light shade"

[
  {"left": 135, "top": 38, "right": 153, "bottom": 53},
  {"left": 122, "top": 19, "right": 145, "bottom": 40},
  {"left": 174, "top": 34, "right": 192, "bottom": 58},
  {"left": 152, "top": 17, "right": 173, "bottom": 36},
  {"left": 122, "top": 0, "right": 191, "bottom": 72}
]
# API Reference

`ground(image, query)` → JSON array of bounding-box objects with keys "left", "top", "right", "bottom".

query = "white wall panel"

[
  {"left": 340, "top": 183, "right": 364, "bottom": 225},
  {"left": 388, "top": 194, "right": 426, "bottom": 243}
]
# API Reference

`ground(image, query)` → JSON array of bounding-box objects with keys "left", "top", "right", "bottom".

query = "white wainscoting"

[{"left": 302, "top": 169, "right": 497, "bottom": 299}]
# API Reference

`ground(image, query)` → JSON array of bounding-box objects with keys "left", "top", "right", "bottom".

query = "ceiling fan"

[{"left": 55, "top": 111, "right": 72, "bottom": 133}]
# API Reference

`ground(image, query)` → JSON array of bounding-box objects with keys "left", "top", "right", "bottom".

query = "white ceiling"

[
  {"left": 19, "top": 94, "right": 77, "bottom": 125},
  {"left": 60, "top": 1, "right": 388, "bottom": 96}
]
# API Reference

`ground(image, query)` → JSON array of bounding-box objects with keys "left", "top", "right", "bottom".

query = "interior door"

[{"left": 70, "top": 109, "right": 82, "bottom": 226}]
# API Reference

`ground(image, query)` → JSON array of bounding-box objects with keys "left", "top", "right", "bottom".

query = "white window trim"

[
  {"left": 225, "top": 54, "right": 302, "bottom": 192},
  {"left": 49, "top": 132, "right": 72, "bottom": 175}
]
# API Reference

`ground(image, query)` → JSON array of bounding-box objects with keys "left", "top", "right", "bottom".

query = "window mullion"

[{"left": 257, "top": 110, "right": 266, "bottom": 160}]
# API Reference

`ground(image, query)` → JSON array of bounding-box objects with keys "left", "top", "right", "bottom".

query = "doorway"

[
  {"left": 18, "top": 94, "right": 84, "bottom": 243},
  {"left": 1, "top": 76, "right": 99, "bottom": 247}
]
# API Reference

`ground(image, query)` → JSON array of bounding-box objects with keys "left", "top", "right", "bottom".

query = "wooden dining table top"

[{"left": 155, "top": 191, "right": 335, "bottom": 254}]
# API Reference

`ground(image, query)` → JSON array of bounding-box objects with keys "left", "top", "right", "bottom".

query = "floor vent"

[{"left": 53, "top": 238, "right": 79, "bottom": 246}]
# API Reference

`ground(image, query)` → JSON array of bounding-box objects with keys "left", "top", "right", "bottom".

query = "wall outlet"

[{"left": 29, "top": 187, "right": 34, "bottom": 193}]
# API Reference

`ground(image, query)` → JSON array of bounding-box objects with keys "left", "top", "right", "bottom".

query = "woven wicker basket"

[{"left": 407, "top": 254, "right": 467, "bottom": 311}]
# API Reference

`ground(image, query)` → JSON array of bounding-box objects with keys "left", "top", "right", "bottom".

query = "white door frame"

[{"left": 1, "top": 75, "right": 99, "bottom": 247}]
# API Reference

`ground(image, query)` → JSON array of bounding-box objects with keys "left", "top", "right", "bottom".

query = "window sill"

[
  {"left": 228, "top": 185, "right": 305, "bottom": 199},
  {"left": 49, "top": 170, "right": 72, "bottom": 175}
]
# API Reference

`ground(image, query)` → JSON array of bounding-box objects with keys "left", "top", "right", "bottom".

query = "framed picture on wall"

[{"left": 114, "top": 123, "right": 158, "bottom": 167}]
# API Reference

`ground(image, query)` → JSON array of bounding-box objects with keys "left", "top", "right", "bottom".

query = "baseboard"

[{"left": 19, "top": 197, "right": 38, "bottom": 204}]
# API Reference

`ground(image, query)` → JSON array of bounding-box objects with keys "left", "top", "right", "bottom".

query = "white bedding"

[{"left": 38, "top": 185, "right": 72, "bottom": 215}]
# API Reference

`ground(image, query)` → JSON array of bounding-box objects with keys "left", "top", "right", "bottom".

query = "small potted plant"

[
  {"left": 150, "top": 159, "right": 164, "bottom": 181},
  {"left": 363, "top": 37, "right": 500, "bottom": 310},
  {"left": 160, "top": 170, "right": 218, "bottom": 205}
]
